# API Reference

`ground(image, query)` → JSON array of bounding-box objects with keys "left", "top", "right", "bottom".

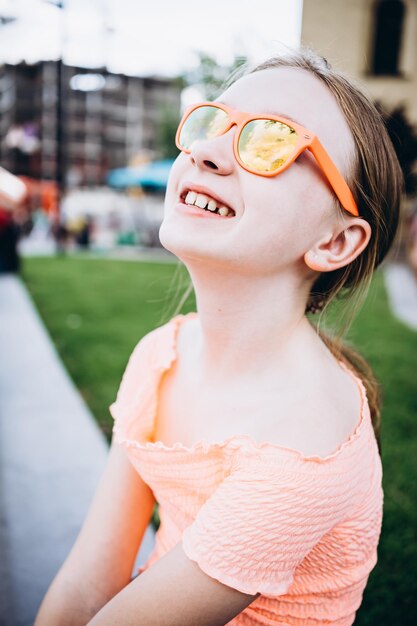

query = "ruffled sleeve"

[
  {"left": 109, "top": 331, "right": 157, "bottom": 444},
  {"left": 109, "top": 317, "right": 180, "bottom": 445},
  {"left": 181, "top": 455, "right": 356, "bottom": 598}
]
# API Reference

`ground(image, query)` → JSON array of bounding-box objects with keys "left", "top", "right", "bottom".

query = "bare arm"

[
  {"left": 87, "top": 541, "right": 260, "bottom": 626},
  {"left": 34, "top": 439, "right": 156, "bottom": 626}
]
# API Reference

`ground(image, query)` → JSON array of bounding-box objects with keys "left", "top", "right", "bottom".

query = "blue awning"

[{"left": 107, "top": 159, "right": 175, "bottom": 189}]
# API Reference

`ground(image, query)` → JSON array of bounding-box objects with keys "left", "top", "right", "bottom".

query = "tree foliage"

[
  {"left": 179, "top": 50, "right": 248, "bottom": 100},
  {"left": 155, "top": 103, "right": 182, "bottom": 159}
]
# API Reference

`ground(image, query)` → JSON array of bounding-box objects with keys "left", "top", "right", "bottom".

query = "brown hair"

[{"left": 166, "top": 47, "right": 404, "bottom": 450}]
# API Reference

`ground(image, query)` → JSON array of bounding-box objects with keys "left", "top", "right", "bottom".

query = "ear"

[{"left": 304, "top": 218, "right": 372, "bottom": 272}]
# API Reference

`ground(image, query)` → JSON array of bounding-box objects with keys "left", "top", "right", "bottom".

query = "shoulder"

[
  {"left": 296, "top": 358, "right": 365, "bottom": 458},
  {"left": 109, "top": 314, "right": 186, "bottom": 438},
  {"left": 127, "top": 313, "right": 187, "bottom": 367},
  {"left": 290, "top": 360, "right": 370, "bottom": 461}
]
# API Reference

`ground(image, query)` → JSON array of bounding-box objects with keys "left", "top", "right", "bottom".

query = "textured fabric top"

[{"left": 109, "top": 312, "right": 383, "bottom": 626}]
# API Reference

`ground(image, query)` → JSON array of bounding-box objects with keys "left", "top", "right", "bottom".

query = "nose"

[{"left": 188, "top": 127, "right": 236, "bottom": 175}]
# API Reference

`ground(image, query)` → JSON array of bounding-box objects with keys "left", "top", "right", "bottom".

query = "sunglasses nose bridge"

[
  {"left": 222, "top": 109, "right": 247, "bottom": 134},
  {"left": 204, "top": 114, "right": 239, "bottom": 148},
  {"left": 181, "top": 108, "right": 238, "bottom": 175},
  {"left": 218, "top": 113, "right": 239, "bottom": 137}
]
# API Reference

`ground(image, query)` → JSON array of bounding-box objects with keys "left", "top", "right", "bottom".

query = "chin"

[
  {"left": 158, "top": 218, "right": 182, "bottom": 258},
  {"left": 158, "top": 217, "right": 213, "bottom": 263},
  {"left": 159, "top": 218, "right": 262, "bottom": 275}
]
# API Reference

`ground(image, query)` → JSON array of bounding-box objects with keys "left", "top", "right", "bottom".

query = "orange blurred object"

[{"left": 17, "top": 177, "right": 59, "bottom": 215}]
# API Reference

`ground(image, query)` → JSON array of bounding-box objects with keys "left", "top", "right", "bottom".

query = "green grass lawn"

[
  {"left": 21, "top": 254, "right": 417, "bottom": 625},
  {"left": 21, "top": 254, "right": 195, "bottom": 438}
]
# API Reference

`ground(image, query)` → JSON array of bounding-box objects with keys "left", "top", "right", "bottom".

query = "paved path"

[
  {"left": 0, "top": 275, "right": 155, "bottom": 626},
  {"left": 18, "top": 232, "right": 176, "bottom": 264},
  {"left": 384, "top": 262, "right": 417, "bottom": 330}
]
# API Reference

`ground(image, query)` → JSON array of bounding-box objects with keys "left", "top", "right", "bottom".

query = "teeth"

[
  {"left": 194, "top": 193, "right": 209, "bottom": 209},
  {"left": 185, "top": 191, "right": 197, "bottom": 204},
  {"left": 183, "top": 189, "right": 234, "bottom": 217}
]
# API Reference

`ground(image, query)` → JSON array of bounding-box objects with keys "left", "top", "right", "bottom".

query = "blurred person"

[
  {"left": 31, "top": 207, "right": 52, "bottom": 241},
  {"left": 0, "top": 167, "right": 27, "bottom": 273},
  {"left": 0, "top": 206, "right": 21, "bottom": 273},
  {"left": 49, "top": 212, "right": 69, "bottom": 255},
  {"left": 35, "top": 48, "right": 403, "bottom": 626},
  {"left": 75, "top": 214, "right": 93, "bottom": 249},
  {"left": 13, "top": 204, "right": 33, "bottom": 237}
]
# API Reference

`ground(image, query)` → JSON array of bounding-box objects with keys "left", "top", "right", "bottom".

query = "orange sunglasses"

[{"left": 175, "top": 101, "right": 359, "bottom": 217}]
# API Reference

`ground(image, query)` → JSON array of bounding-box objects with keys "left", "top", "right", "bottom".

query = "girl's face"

[{"left": 159, "top": 67, "right": 356, "bottom": 276}]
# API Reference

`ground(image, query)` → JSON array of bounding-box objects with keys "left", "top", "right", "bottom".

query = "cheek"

[
  {"left": 239, "top": 172, "right": 303, "bottom": 234},
  {"left": 240, "top": 168, "right": 333, "bottom": 258},
  {"left": 163, "top": 154, "right": 187, "bottom": 213}
]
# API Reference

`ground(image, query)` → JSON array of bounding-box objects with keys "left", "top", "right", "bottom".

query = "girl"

[{"left": 35, "top": 48, "right": 403, "bottom": 626}]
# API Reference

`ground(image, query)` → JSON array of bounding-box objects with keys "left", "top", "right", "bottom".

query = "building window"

[{"left": 371, "top": 0, "right": 405, "bottom": 75}]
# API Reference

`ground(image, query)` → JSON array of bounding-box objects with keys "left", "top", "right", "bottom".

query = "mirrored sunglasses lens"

[
  {"left": 238, "top": 119, "right": 298, "bottom": 172},
  {"left": 179, "top": 106, "right": 229, "bottom": 150}
]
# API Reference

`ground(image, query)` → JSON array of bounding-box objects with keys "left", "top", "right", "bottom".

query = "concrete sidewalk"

[
  {"left": 0, "top": 275, "right": 154, "bottom": 626},
  {"left": 384, "top": 262, "right": 417, "bottom": 330},
  {"left": 18, "top": 231, "right": 176, "bottom": 264}
]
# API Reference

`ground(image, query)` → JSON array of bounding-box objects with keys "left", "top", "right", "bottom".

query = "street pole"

[{"left": 55, "top": 0, "right": 64, "bottom": 220}]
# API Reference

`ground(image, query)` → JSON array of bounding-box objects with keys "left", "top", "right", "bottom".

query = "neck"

[{"left": 183, "top": 259, "right": 316, "bottom": 378}]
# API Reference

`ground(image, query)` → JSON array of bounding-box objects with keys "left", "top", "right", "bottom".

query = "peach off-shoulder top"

[{"left": 109, "top": 312, "right": 383, "bottom": 626}]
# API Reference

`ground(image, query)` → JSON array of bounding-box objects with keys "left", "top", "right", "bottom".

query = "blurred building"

[
  {"left": 0, "top": 61, "right": 181, "bottom": 186},
  {"left": 301, "top": 0, "right": 417, "bottom": 121}
]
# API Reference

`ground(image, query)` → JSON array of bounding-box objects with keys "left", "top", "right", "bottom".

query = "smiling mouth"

[{"left": 179, "top": 190, "right": 236, "bottom": 217}]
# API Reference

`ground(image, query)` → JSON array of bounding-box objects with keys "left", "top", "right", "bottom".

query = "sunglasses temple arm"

[{"left": 308, "top": 137, "right": 359, "bottom": 217}]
